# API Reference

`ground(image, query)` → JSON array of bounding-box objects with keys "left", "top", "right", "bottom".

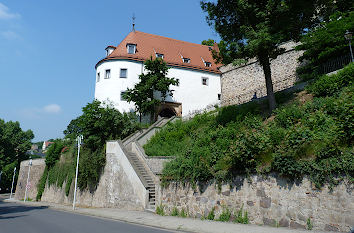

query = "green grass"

[{"left": 145, "top": 63, "right": 354, "bottom": 187}]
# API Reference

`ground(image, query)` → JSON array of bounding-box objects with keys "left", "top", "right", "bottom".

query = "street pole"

[
  {"left": 349, "top": 40, "right": 354, "bottom": 63},
  {"left": 24, "top": 158, "right": 32, "bottom": 203},
  {"left": 10, "top": 167, "right": 16, "bottom": 199},
  {"left": 0, "top": 171, "right": 2, "bottom": 192},
  {"left": 344, "top": 30, "right": 354, "bottom": 63},
  {"left": 73, "top": 135, "right": 83, "bottom": 210}
]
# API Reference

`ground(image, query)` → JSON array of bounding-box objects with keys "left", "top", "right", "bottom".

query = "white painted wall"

[
  {"left": 94, "top": 60, "right": 221, "bottom": 116},
  {"left": 95, "top": 60, "right": 143, "bottom": 113}
]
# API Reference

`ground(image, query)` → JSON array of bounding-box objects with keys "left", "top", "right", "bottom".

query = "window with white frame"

[
  {"left": 156, "top": 53, "right": 164, "bottom": 59},
  {"left": 202, "top": 77, "right": 209, "bottom": 86},
  {"left": 121, "top": 91, "right": 127, "bottom": 101},
  {"left": 105, "top": 69, "right": 111, "bottom": 79},
  {"left": 127, "top": 44, "right": 136, "bottom": 54},
  {"left": 218, "top": 94, "right": 221, "bottom": 100},
  {"left": 97, "top": 72, "right": 100, "bottom": 82},
  {"left": 205, "top": 62, "right": 212, "bottom": 67},
  {"left": 183, "top": 58, "right": 190, "bottom": 63},
  {"left": 120, "top": 68, "right": 127, "bottom": 78}
]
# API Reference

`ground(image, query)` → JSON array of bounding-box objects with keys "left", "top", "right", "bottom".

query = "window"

[
  {"left": 205, "top": 62, "right": 211, "bottom": 67},
  {"left": 97, "top": 72, "right": 100, "bottom": 82},
  {"left": 120, "top": 68, "right": 127, "bottom": 78},
  {"left": 121, "top": 91, "right": 127, "bottom": 101},
  {"left": 182, "top": 58, "right": 190, "bottom": 63},
  {"left": 105, "top": 69, "right": 111, "bottom": 79},
  {"left": 127, "top": 44, "right": 136, "bottom": 54},
  {"left": 218, "top": 94, "right": 221, "bottom": 100},
  {"left": 202, "top": 77, "right": 209, "bottom": 86},
  {"left": 156, "top": 53, "right": 164, "bottom": 59}
]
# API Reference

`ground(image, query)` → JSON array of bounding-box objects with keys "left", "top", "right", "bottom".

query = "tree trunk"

[{"left": 259, "top": 55, "right": 276, "bottom": 112}]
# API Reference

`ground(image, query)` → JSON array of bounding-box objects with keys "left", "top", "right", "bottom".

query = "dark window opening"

[{"left": 159, "top": 108, "right": 176, "bottom": 118}]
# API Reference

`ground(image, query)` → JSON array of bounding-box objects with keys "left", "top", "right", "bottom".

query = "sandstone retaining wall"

[
  {"left": 40, "top": 145, "right": 144, "bottom": 210},
  {"left": 14, "top": 158, "right": 45, "bottom": 201},
  {"left": 220, "top": 42, "right": 304, "bottom": 107},
  {"left": 159, "top": 175, "right": 353, "bottom": 232}
]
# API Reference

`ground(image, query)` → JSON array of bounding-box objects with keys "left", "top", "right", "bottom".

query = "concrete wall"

[
  {"left": 95, "top": 59, "right": 221, "bottom": 117},
  {"left": 220, "top": 42, "right": 304, "bottom": 107},
  {"left": 159, "top": 175, "right": 353, "bottom": 232},
  {"left": 14, "top": 158, "right": 45, "bottom": 201},
  {"left": 40, "top": 141, "right": 146, "bottom": 210}
]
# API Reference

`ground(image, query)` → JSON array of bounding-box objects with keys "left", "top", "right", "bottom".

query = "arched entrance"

[
  {"left": 156, "top": 101, "right": 182, "bottom": 120},
  {"left": 158, "top": 107, "right": 176, "bottom": 118}
]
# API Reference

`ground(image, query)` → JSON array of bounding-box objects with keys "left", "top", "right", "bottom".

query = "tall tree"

[
  {"left": 0, "top": 119, "right": 34, "bottom": 192},
  {"left": 124, "top": 57, "right": 179, "bottom": 122},
  {"left": 64, "top": 100, "right": 139, "bottom": 151},
  {"left": 201, "top": 0, "right": 330, "bottom": 111}
]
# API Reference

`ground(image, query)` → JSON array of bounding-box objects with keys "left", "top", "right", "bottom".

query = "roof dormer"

[
  {"left": 127, "top": 43, "right": 137, "bottom": 54},
  {"left": 105, "top": 46, "right": 116, "bottom": 57}
]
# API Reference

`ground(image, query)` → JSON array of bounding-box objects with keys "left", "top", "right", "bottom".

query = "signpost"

[
  {"left": 10, "top": 167, "right": 16, "bottom": 199},
  {"left": 24, "top": 158, "right": 32, "bottom": 202},
  {"left": 72, "top": 135, "right": 83, "bottom": 210}
]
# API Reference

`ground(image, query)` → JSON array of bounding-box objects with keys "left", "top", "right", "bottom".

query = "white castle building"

[{"left": 94, "top": 30, "right": 221, "bottom": 118}]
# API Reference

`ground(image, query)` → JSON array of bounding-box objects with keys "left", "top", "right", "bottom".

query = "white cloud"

[
  {"left": 0, "top": 3, "right": 20, "bottom": 20},
  {"left": 20, "top": 104, "right": 62, "bottom": 118},
  {"left": 43, "top": 104, "right": 61, "bottom": 114},
  {"left": 1, "top": 30, "right": 20, "bottom": 39}
]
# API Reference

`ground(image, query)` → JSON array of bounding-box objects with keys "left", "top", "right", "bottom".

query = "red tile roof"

[{"left": 96, "top": 31, "right": 221, "bottom": 74}]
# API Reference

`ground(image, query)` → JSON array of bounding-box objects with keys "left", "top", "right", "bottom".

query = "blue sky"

[{"left": 0, "top": 0, "right": 220, "bottom": 142}]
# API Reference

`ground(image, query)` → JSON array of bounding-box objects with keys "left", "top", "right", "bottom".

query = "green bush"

[
  {"left": 36, "top": 167, "right": 48, "bottom": 201},
  {"left": 77, "top": 147, "right": 105, "bottom": 190},
  {"left": 307, "top": 63, "right": 354, "bottom": 97},
  {"left": 45, "top": 141, "right": 64, "bottom": 168},
  {"left": 156, "top": 204, "right": 165, "bottom": 216},
  {"left": 207, "top": 207, "right": 215, "bottom": 220},
  {"left": 179, "top": 208, "right": 187, "bottom": 218},
  {"left": 218, "top": 206, "right": 231, "bottom": 222},
  {"left": 148, "top": 66, "right": 353, "bottom": 188},
  {"left": 234, "top": 205, "right": 249, "bottom": 224},
  {"left": 171, "top": 207, "right": 179, "bottom": 216}
]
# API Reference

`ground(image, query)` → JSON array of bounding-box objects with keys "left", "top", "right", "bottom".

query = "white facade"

[{"left": 94, "top": 59, "right": 221, "bottom": 117}]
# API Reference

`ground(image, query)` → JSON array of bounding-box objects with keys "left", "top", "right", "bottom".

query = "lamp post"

[
  {"left": 0, "top": 171, "right": 2, "bottom": 191},
  {"left": 72, "top": 135, "right": 83, "bottom": 210},
  {"left": 24, "top": 157, "right": 32, "bottom": 202},
  {"left": 10, "top": 167, "right": 16, "bottom": 199},
  {"left": 344, "top": 30, "right": 354, "bottom": 63}
]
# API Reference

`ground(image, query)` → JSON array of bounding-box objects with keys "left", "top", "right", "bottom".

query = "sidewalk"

[{"left": 4, "top": 198, "right": 333, "bottom": 233}]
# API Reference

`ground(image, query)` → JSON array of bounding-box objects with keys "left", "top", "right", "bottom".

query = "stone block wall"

[
  {"left": 220, "top": 42, "right": 304, "bottom": 107},
  {"left": 159, "top": 175, "right": 353, "bottom": 232},
  {"left": 14, "top": 158, "right": 45, "bottom": 201},
  {"left": 40, "top": 147, "right": 145, "bottom": 210}
]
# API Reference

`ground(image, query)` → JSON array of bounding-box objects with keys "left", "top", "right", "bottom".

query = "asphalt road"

[{"left": 0, "top": 196, "right": 175, "bottom": 233}]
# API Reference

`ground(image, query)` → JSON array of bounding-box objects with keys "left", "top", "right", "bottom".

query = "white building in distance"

[{"left": 94, "top": 31, "right": 221, "bottom": 118}]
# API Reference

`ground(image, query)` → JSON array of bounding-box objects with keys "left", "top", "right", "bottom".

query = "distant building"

[
  {"left": 42, "top": 141, "right": 54, "bottom": 152},
  {"left": 95, "top": 31, "right": 221, "bottom": 118}
]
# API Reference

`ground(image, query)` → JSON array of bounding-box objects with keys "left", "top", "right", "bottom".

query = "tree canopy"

[
  {"left": 296, "top": 11, "right": 354, "bottom": 80},
  {"left": 123, "top": 57, "right": 179, "bottom": 122},
  {"left": 64, "top": 100, "right": 139, "bottom": 151},
  {"left": 201, "top": 0, "right": 333, "bottom": 111},
  {"left": 0, "top": 119, "right": 34, "bottom": 192}
]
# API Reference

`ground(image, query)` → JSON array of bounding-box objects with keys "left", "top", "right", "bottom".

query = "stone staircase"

[{"left": 121, "top": 117, "right": 175, "bottom": 210}]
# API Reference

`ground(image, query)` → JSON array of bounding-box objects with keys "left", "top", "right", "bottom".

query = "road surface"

[{"left": 0, "top": 195, "right": 176, "bottom": 233}]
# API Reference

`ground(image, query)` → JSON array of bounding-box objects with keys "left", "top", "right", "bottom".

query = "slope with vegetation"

[
  {"left": 37, "top": 100, "right": 139, "bottom": 200},
  {"left": 144, "top": 63, "right": 354, "bottom": 188}
]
